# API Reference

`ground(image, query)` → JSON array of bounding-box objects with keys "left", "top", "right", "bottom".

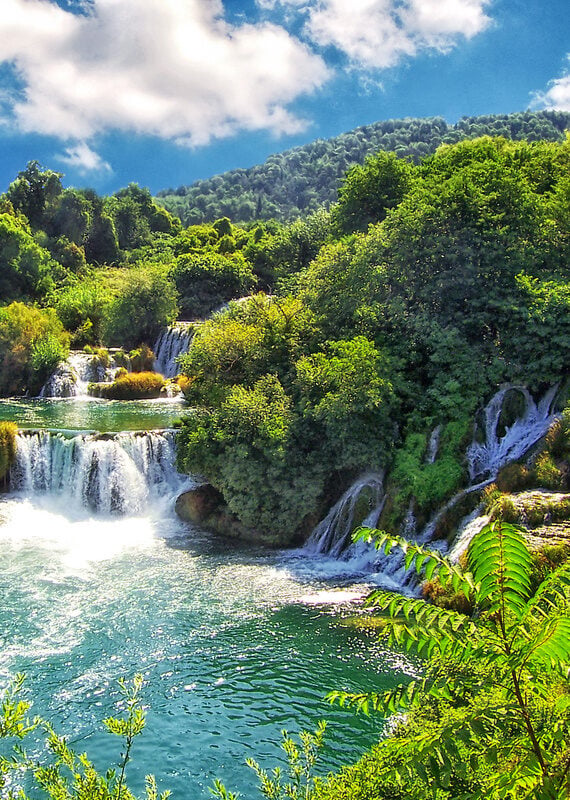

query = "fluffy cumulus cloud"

[
  {"left": 0, "top": 0, "right": 329, "bottom": 149},
  {"left": 266, "top": 0, "right": 492, "bottom": 69},
  {"left": 533, "top": 56, "right": 570, "bottom": 112},
  {"left": 0, "top": 0, "right": 495, "bottom": 171}
]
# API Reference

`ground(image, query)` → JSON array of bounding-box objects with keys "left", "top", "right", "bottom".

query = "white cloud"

[
  {"left": 267, "top": 0, "right": 492, "bottom": 69},
  {"left": 0, "top": 0, "right": 329, "bottom": 146},
  {"left": 56, "top": 142, "right": 112, "bottom": 174},
  {"left": 532, "top": 56, "right": 570, "bottom": 112}
]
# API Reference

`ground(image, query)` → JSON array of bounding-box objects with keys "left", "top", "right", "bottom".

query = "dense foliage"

[
  {"left": 176, "top": 134, "right": 570, "bottom": 541},
  {"left": 0, "top": 421, "right": 17, "bottom": 483},
  {"left": 0, "top": 302, "right": 69, "bottom": 395},
  {"left": 156, "top": 111, "right": 570, "bottom": 224}
]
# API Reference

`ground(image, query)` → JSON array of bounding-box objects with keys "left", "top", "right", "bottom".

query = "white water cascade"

[
  {"left": 40, "top": 351, "right": 124, "bottom": 399},
  {"left": 11, "top": 430, "right": 189, "bottom": 515},
  {"left": 305, "top": 474, "right": 385, "bottom": 560},
  {"left": 153, "top": 323, "right": 194, "bottom": 378},
  {"left": 466, "top": 384, "right": 559, "bottom": 481},
  {"left": 306, "top": 385, "right": 560, "bottom": 577}
]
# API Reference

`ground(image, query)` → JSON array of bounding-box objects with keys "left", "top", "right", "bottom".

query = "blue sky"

[{"left": 0, "top": 0, "right": 568, "bottom": 196}]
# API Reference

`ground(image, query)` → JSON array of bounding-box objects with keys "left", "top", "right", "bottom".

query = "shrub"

[
  {"left": 103, "top": 264, "right": 178, "bottom": 348},
  {"left": 29, "top": 333, "right": 69, "bottom": 386},
  {"left": 129, "top": 344, "right": 155, "bottom": 372},
  {"left": 535, "top": 452, "right": 563, "bottom": 489},
  {"left": 172, "top": 250, "right": 256, "bottom": 319},
  {"left": 54, "top": 280, "right": 111, "bottom": 345},
  {"left": 495, "top": 462, "right": 532, "bottom": 492},
  {"left": 0, "top": 421, "right": 17, "bottom": 483},
  {"left": 89, "top": 371, "right": 165, "bottom": 400},
  {"left": 0, "top": 302, "right": 69, "bottom": 396}
]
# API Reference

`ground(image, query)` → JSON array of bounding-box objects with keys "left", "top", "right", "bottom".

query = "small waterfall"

[
  {"left": 426, "top": 425, "right": 441, "bottom": 464},
  {"left": 11, "top": 430, "right": 185, "bottom": 515},
  {"left": 466, "top": 384, "right": 558, "bottom": 481},
  {"left": 448, "top": 508, "right": 490, "bottom": 562},
  {"left": 305, "top": 385, "right": 560, "bottom": 582},
  {"left": 39, "top": 352, "right": 123, "bottom": 398},
  {"left": 153, "top": 323, "right": 194, "bottom": 378},
  {"left": 305, "top": 474, "right": 384, "bottom": 559}
]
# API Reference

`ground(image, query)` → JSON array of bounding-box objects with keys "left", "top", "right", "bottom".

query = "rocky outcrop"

[{"left": 175, "top": 484, "right": 295, "bottom": 547}]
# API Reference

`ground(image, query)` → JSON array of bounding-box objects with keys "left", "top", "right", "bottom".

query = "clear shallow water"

[
  {"left": 0, "top": 397, "right": 186, "bottom": 433},
  {"left": 0, "top": 398, "right": 418, "bottom": 799}
]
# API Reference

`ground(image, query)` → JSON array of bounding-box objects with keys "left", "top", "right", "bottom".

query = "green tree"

[
  {"left": 0, "top": 302, "right": 69, "bottom": 396},
  {"left": 5, "top": 161, "right": 63, "bottom": 229},
  {"left": 0, "top": 211, "right": 61, "bottom": 300},
  {"left": 103, "top": 264, "right": 178, "bottom": 348},
  {"left": 295, "top": 336, "right": 396, "bottom": 471},
  {"left": 331, "top": 150, "right": 413, "bottom": 235}
]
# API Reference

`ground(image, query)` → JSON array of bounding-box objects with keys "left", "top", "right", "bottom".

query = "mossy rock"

[
  {"left": 0, "top": 421, "right": 18, "bottom": 485},
  {"left": 175, "top": 485, "right": 296, "bottom": 547}
]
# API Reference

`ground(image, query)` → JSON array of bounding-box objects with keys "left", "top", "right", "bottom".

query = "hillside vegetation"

[{"left": 156, "top": 110, "right": 570, "bottom": 224}]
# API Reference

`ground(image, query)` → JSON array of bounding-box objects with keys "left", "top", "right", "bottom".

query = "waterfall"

[
  {"left": 306, "top": 384, "right": 559, "bottom": 575},
  {"left": 305, "top": 474, "right": 384, "bottom": 559},
  {"left": 153, "top": 323, "right": 194, "bottom": 378},
  {"left": 39, "top": 352, "right": 124, "bottom": 398},
  {"left": 10, "top": 430, "right": 187, "bottom": 515},
  {"left": 426, "top": 425, "right": 441, "bottom": 464},
  {"left": 448, "top": 508, "right": 490, "bottom": 562},
  {"left": 466, "top": 384, "right": 558, "bottom": 482}
]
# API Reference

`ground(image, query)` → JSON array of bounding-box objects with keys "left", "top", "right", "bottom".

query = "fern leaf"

[
  {"left": 467, "top": 520, "right": 532, "bottom": 618},
  {"left": 356, "top": 527, "right": 474, "bottom": 595},
  {"left": 518, "top": 616, "right": 570, "bottom": 668},
  {"left": 519, "top": 560, "right": 570, "bottom": 623}
]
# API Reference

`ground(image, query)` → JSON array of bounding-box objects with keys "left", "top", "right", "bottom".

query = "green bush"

[
  {"left": 103, "top": 264, "right": 178, "bottom": 348},
  {"left": 128, "top": 344, "right": 155, "bottom": 372},
  {"left": 0, "top": 421, "right": 17, "bottom": 483},
  {"left": 172, "top": 250, "right": 256, "bottom": 319},
  {"left": 0, "top": 302, "right": 69, "bottom": 396},
  {"left": 89, "top": 372, "right": 165, "bottom": 400},
  {"left": 30, "top": 333, "right": 69, "bottom": 385},
  {"left": 54, "top": 280, "right": 111, "bottom": 346},
  {"left": 535, "top": 452, "right": 563, "bottom": 489}
]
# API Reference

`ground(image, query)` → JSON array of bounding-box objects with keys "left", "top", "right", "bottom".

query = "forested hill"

[{"left": 156, "top": 110, "right": 570, "bottom": 225}]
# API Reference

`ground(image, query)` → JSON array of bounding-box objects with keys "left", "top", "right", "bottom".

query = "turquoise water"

[
  {"left": 0, "top": 400, "right": 418, "bottom": 799},
  {"left": 0, "top": 397, "right": 186, "bottom": 432}
]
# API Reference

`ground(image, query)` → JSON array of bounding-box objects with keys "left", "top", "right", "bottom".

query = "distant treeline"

[{"left": 156, "top": 110, "right": 570, "bottom": 225}]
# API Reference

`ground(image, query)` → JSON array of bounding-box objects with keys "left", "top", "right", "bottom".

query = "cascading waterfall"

[
  {"left": 11, "top": 429, "right": 189, "bottom": 515},
  {"left": 466, "top": 384, "right": 558, "bottom": 481},
  {"left": 305, "top": 474, "right": 384, "bottom": 560},
  {"left": 306, "top": 385, "right": 560, "bottom": 579},
  {"left": 421, "top": 384, "right": 559, "bottom": 542},
  {"left": 39, "top": 352, "right": 124, "bottom": 398},
  {"left": 153, "top": 323, "right": 194, "bottom": 378},
  {"left": 447, "top": 508, "right": 490, "bottom": 562}
]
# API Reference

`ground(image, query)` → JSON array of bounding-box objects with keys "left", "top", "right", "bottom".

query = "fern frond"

[
  {"left": 327, "top": 677, "right": 430, "bottom": 714},
  {"left": 355, "top": 528, "right": 475, "bottom": 597},
  {"left": 519, "top": 560, "right": 570, "bottom": 623},
  {"left": 517, "top": 616, "right": 570, "bottom": 669},
  {"left": 467, "top": 519, "right": 532, "bottom": 618}
]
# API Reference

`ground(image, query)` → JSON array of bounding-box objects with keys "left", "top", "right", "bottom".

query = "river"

[{"left": 0, "top": 399, "right": 417, "bottom": 798}]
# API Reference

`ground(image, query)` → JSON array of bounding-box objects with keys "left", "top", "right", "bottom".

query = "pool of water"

[
  {"left": 0, "top": 397, "right": 187, "bottom": 432},
  {"left": 0, "top": 493, "right": 418, "bottom": 799}
]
